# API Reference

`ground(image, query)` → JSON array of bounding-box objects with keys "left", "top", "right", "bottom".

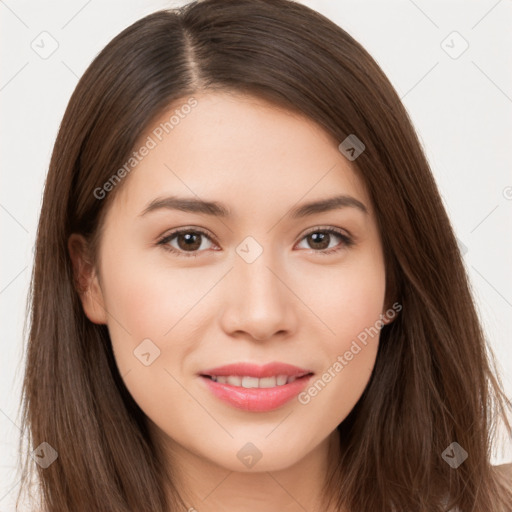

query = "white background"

[{"left": 1, "top": 1, "right": 511, "bottom": 510}]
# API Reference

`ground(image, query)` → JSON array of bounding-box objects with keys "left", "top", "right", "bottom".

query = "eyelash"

[{"left": 156, "top": 226, "right": 354, "bottom": 258}]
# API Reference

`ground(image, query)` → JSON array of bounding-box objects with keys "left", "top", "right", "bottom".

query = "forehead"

[{"left": 110, "top": 91, "right": 373, "bottom": 220}]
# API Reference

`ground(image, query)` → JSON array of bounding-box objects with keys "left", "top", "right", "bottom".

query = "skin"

[{"left": 69, "top": 91, "right": 395, "bottom": 512}]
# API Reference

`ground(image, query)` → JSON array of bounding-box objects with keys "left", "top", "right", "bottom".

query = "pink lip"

[{"left": 198, "top": 362, "right": 314, "bottom": 412}]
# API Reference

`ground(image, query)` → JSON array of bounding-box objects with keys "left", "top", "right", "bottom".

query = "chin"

[{"left": 211, "top": 448, "right": 303, "bottom": 473}]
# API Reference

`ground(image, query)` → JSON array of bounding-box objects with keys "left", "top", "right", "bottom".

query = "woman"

[{"left": 16, "top": 0, "right": 511, "bottom": 510}]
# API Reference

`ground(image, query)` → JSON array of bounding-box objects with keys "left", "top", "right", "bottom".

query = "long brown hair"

[{"left": 16, "top": 0, "right": 511, "bottom": 510}]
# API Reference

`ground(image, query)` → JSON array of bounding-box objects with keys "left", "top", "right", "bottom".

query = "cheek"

[
  {"left": 99, "top": 253, "right": 205, "bottom": 417},
  {"left": 296, "top": 252, "right": 385, "bottom": 413},
  {"left": 298, "top": 290, "right": 383, "bottom": 428},
  {"left": 98, "top": 244, "right": 209, "bottom": 371},
  {"left": 305, "top": 251, "right": 387, "bottom": 344}
]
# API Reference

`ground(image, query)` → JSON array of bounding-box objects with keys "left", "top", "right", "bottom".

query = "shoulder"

[{"left": 493, "top": 462, "right": 512, "bottom": 489}]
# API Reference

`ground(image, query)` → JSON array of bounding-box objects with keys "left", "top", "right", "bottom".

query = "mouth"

[
  {"left": 200, "top": 373, "right": 312, "bottom": 388},
  {"left": 198, "top": 362, "right": 314, "bottom": 412}
]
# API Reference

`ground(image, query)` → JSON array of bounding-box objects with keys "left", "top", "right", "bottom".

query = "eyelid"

[
  {"left": 300, "top": 224, "right": 352, "bottom": 240},
  {"left": 157, "top": 226, "right": 217, "bottom": 241}
]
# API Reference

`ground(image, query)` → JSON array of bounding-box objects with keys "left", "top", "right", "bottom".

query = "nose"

[{"left": 218, "top": 250, "right": 298, "bottom": 342}]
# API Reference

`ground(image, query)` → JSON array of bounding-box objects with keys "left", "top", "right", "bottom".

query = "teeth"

[
  {"left": 226, "top": 376, "right": 242, "bottom": 387},
  {"left": 276, "top": 375, "right": 287, "bottom": 386},
  {"left": 241, "top": 376, "right": 260, "bottom": 388},
  {"left": 258, "top": 376, "right": 277, "bottom": 388},
  {"left": 210, "top": 374, "right": 299, "bottom": 388}
]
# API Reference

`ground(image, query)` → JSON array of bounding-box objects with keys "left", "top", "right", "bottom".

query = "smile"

[{"left": 198, "top": 361, "right": 315, "bottom": 412}]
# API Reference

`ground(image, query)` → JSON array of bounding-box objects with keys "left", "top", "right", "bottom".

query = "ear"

[
  {"left": 381, "top": 311, "right": 394, "bottom": 326},
  {"left": 68, "top": 233, "right": 108, "bottom": 325},
  {"left": 380, "top": 300, "right": 401, "bottom": 326}
]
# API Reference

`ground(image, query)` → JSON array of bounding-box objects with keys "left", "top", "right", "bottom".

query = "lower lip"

[{"left": 200, "top": 375, "right": 313, "bottom": 412}]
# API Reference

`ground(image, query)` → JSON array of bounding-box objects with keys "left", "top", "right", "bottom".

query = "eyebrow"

[{"left": 139, "top": 194, "right": 368, "bottom": 218}]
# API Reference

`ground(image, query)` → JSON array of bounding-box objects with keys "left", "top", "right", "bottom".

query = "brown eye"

[
  {"left": 306, "top": 232, "right": 330, "bottom": 250},
  {"left": 158, "top": 228, "right": 216, "bottom": 257},
  {"left": 296, "top": 228, "right": 353, "bottom": 255},
  {"left": 175, "top": 232, "right": 203, "bottom": 251}
]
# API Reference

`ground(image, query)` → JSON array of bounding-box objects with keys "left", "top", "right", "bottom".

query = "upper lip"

[{"left": 200, "top": 362, "right": 314, "bottom": 379}]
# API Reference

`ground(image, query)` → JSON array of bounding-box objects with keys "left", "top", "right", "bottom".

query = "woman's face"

[{"left": 72, "top": 91, "right": 390, "bottom": 473}]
